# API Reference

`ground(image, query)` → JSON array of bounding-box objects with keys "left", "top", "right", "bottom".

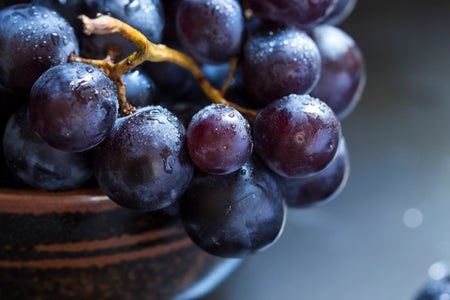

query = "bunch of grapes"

[{"left": 0, "top": 0, "right": 366, "bottom": 258}]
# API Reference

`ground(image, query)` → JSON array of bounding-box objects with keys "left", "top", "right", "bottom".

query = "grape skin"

[
  {"left": 122, "top": 69, "right": 158, "bottom": 108},
  {"left": 176, "top": 0, "right": 244, "bottom": 64},
  {"left": 31, "top": 0, "right": 90, "bottom": 38},
  {"left": 0, "top": 4, "right": 79, "bottom": 96},
  {"left": 93, "top": 106, "right": 194, "bottom": 211},
  {"left": 253, "top": 94, "right": 341, "bottom": 178},
  {"left": 186, "top": 104, "right": 253, "bottom": 175},
  {"left": 3, "top": 105, "right": 93, "bottom": 190},
  {"left": 81, "top": 0, "right": 165, "bottom": 59},
  {"left": 180, "top": 156, "right": 286, "bottom": 258},
  {"left": 310, "top": 25, "right": 366, "bottom": 119},
  {"left": 243, "top": 26, "right": 321, "bottom": 105},
  {"left": 278, "top": 138, "right": 349, "bottom": 208},
  {"left": 142, "top": 41, "right": 198, "bottom": 100},
  {"left": 245, "top": 0, "right": 338, "bottom": 28},
  {"left": 29, "top": 62, "right": 119, "bottom": 152}
]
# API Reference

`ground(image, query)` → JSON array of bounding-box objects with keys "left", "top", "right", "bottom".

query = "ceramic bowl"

[{"left": 0, "top": 188, "right": 240, "bottom": 300}]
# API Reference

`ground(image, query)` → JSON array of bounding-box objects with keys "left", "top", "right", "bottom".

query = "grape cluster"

[{"left": 0, "top": 0, "right": 365, "bottom": 258}]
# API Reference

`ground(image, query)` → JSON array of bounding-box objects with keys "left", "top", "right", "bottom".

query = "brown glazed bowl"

[{"left": 0, "top": 188, "right": 240, "bottom": 300}]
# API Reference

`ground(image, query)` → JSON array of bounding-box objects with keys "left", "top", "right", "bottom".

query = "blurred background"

[{"left": 199, "top": 1, "right": 450, "bottom": 299}]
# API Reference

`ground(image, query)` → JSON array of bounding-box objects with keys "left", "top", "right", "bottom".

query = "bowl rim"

[{"left": 0, "top": 188, "right": 117, "bottom": 214}]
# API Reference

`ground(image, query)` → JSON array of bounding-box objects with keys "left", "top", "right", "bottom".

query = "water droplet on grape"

[
  {"left": 163, "top": 156, "right": 174, "bottom": 174},
  {"left": 101, "top": 87, "right": 111, "bottom": 98},
  {"left": 74, "top": 81, "right": 97, "bottom": 102},
  {"left": 170, "top": 189, "right": 177, "bottom": 200},
  {"left": 125, "top": 0, "right": 140, "bottom": 16}
]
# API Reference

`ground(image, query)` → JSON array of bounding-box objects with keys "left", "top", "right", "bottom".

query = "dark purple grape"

[
  {"left": 31, "top": 0, "right": 90, "bottom": 38},
  {"left": 278, "top": 138, "right": 349, "bottom": 208},
  {"left": 93, "top": 106, "right": 194, "bottom": 211},
  {"left": 309, "top": 25, "right": 366, "bottom": 119},
  {"left": 243, "top": 26, "right": 321, "bottom": 105},
  {"left": 142, "top": 44, "right": 197, "bottom": 100},
  {"left": 415, "top": 276, "right": 450, "bottom": 300},
  {"left": 186, "top": 104, "right": 253, "bottom": 175},
  {"left": 0, "top": 4, "right": 79, "bottom": 96},
  {"left": 176, "top": 0, "right": 244, "bottom": 64},
  {"left": 253, "top": 94, "right": 341, "bottom": 178},
  {"left": 245, "top": 0, "right": 338, "bottom": 28},
  {"left": 3, "top": 105, "right": 93, "bottom": 190},
  {"left": 122, "top": 69, "right": 158, "bottom": 108},
  {"left": 322, "top": 0, "right": 357, "bottom": 25},
  {"left": 81, "top": 0, "right": 165, "bottom": 59},
  {"left": 29, "top": 62, "right": 119, "bottom": 152},
  {"left": 201, "top": 63, "right": 233, "bottom": 89},
  {"left": 180, "top": 156, "right": 286, "bottom": 258}
]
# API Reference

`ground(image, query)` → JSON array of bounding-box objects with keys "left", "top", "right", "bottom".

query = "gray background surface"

[{"left": 199, "top": 1, "right": 450, "bottom": 299}]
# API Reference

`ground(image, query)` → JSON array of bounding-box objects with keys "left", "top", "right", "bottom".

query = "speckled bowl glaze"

[{"left": 0, "top": 188, "right": 240, "bottom": 300}]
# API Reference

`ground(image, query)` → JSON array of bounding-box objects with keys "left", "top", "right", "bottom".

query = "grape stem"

[{"left": 71, "top": 14, "right": 258, "bottom": 121}]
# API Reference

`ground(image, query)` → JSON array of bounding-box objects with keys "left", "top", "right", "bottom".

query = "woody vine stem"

[{"left": 69, "top": 14, "right": 258, "bottom": 122}]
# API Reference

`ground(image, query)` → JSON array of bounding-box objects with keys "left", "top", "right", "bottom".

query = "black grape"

[
  {"left": 278, "top": 138, "right": 349, "bottom": 208},
  {"left": 186, "top": 104, "right": 253, "bottom": 175},
  {"left": 310, "top": 25, "right": 366, "bottom": 119},
  {"left": 29, "top": 62, "right": 119, "bottom": 152},
  {"left": 3, "top": 105, "right": 93, "bottom": 191},
  {"left": 93, "top": 106, "right": 194, "bottom": 211},
  {"left": 122, "top": 69, "right": 159, "bottom": 108},
  {"left": 142, "top": 43, "right": 197, "bottom": 100},
  {"left": 253, "top": 94, "right": 341, "bottom": 178},
  {"left": 176, "top": 0, "right": 244, "bottom": 64},
  {"left": 31, "top": 0, "right": 90, "bottom": 39},
  {"left": 201, "top": 63, "right": 233, "bottom": 89},
  {"left": 245, "top": 0, "right": 338, "bottom": 28},
  {"left": 0, "top": 4, "right": 79, "bottom": 96},
  {"left": 80, "top": 0, "right": 165, "bottom": 59},
  {"left": 243, "top": 26, "right": 321, "bottom": 105},
  {"left": 415, "top": 276, "right": 450, "bottom": 300},
  {"left": 180, "top": 156, "right": 286, "bottom": 258}
]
